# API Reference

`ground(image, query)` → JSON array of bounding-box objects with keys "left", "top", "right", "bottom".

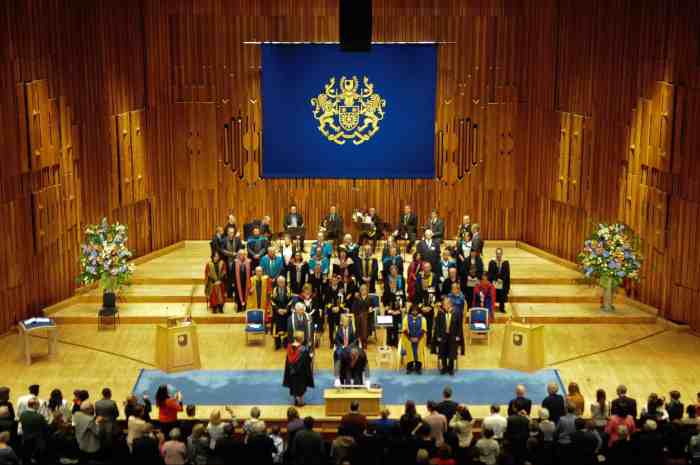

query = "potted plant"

[
  {"left": 77, "top": 218, "right": 135, "bottom": 304},
  {"left": 577, "top": 223, "right": 642, "bottom": 312}
]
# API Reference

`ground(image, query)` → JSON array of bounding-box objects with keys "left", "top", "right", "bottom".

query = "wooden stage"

[
  {"left": 1, "top": 240, "right": 691, "bottom": 423},
  {"left": 44, "top": 240, "right": 658, "bottom": 325}
]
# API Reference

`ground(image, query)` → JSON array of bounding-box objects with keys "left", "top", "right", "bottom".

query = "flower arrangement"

[
  {"left": 77, "top": 218, "right": 135, "bottom": 292},
  {"left": 577, "top": 223, "right": 642, "bottom": 289}
]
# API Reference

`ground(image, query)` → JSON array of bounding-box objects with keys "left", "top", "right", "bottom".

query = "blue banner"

[{"left": 261, "top": 44, "right": 437, "bottom": 179}]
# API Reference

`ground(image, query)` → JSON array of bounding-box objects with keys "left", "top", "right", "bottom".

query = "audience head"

[
  {"left": 669, "top": 390, "right": 681, "bottom": 401},
  {"left": 303, "top": 416, "right": 314, "bottom": 430},
  {"left": 495, "top": 247, "right": 503, "bottom": 260},
  {"left": 287, "top": 407, "right": 299, "bottom": 421},
  {"left": 212, "top": 250, "right": 221, "bottom": 262},
  {"left": 276, "top": 276, "right": 286, "bottom": 287},
  {"left": 290, "top": 204, "right": 297, "bottom": 213},
  {"left": 457, "top": 404, "right": 471, "bottom": 421},
  {"left": 617, "top": 425, "right": 629, "bottom": 440},
  {"left": 643, "top": 419, "right": 657, "bottom": 432},
  {"left": 516, "top": 384, "right": 526, "bottom": 397},
  {"left": 250, "top": 406, "right": 261, "bottom": 419},
  {"left": 416, "top": 448, "right": 430, "bottom": 464},
  {"left": 547, "top": 383, "right": 559, "bottom": 395},
  {"left": 343, "top": 233, "right": 352, "bottom": 244},
  {"left": 252, "top": 226, "right": 260, "bottom": 237},
  {"left": 294, "top": 302, "right": 306, "bottom": 315},
  {"left": 29, "top": 384, "right": 40, "bottom": 396},
  {"left": 380, "top": 408, "right": 390, "bottom": 419},
  {"left": 169, "top": 428, "right": 181, "bottom": 441},
  {"left": 568, "top": 382, "right": 581, "bottom": 396},
  {"left": 80, "top": 401, "right": 95, "bottom": 415},
  {"left": 0, "top": 387, "right": 9, "bottom": 403},
  {"left": 490, "top": 404, "right": 501, "bottom": 415},
  {"left": 566, "top": 402, "right": 577, "bottom": 415},
  {"left": 48, "top": 389, "right": 63, "bottom": 411},
  {"left": 483, "top": 427, "right": 494, "bottom": 439},
  {"left": 596, "top": 388, "right": 606, "bottom": 405},
  {"left": 210, "top": 409, "right": 222, "bottom": 425},
  {"left": 237, "top": 249, "right": 247, "bottom": 260},
  {"left": 686, "top": 405, "right": 697, "bottom": 419},
  {"left": 539, "top": 408, "right": 550, "bottom": 421},
  {"left": 155, "top": 385, "right": 170, "bottom": 406},
  {"left": 350, "top": 401, "right": 360, "bottom": 412},
  {"left": 425, "top": 229, "right": 433, "bottom": 240},
  {"left": 102, "top": 387, "right": 112, "bottom": 399},
  {"left": 443, "top": 386, "right": 453, "bottom": 399},
  {"left": 192, "top": 423, "right": 205, "bottom": 439},
  {"left": 574, "top": 417, "right": 586, "bottom": 430},
  {"left": 427, "top": 400, "right": 437, "bottom": 412},
  {"left": 616, "top": 384, "right": 628, "bottom": 397},
  {"left": 404, "top": 205, "right": 412, "bottom": 214},
  {"left": 404, "top": 400, "right": 417, "bottom": 417},
  {"left": 450, "top": 281, "right": 460, "bottom": 294},
  {"left": 0, "top": 432, "right": 9, "bottom": 445}
]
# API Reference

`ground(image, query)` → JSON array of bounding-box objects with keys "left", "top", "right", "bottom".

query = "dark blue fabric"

[
  {"left": 132, "top": 368, "right": 566, "bottom": 406},
  {"left": 261, "top": 44, "right": 437, "bottom": 179}
]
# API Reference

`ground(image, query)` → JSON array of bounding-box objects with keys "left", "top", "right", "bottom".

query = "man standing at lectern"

[
  {"left": 397, "top": 204, "right": 418, "bottom": 253},
  {"left": 323, "top": 205, "right": 343, "bottom": 244},
  {"left": 284, "top": 204, "right": 305, "bottom": 250}
]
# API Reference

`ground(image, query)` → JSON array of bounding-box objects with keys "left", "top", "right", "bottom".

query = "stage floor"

[{"left": 44, "top": 240, "right": 657, "bottom": 325}]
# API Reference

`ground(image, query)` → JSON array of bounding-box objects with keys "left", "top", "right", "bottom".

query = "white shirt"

[
  {"left": 482, "top": 413, "right": 507, "bottom": 439},
  {"left": 281, "top": 244, "right": 294, "bottom": 265},
  {"left": 16, "top": 394, "right": 45, "bottom": 419}
]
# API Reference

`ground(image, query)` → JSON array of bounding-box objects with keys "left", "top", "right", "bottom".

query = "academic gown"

[
  {"left": 400, "top": 314, "right": 427, "bottom": 364},
  {"left": 283, "top": 344, "right": 314, "bottom": 397},
  {"left": 247, "top": 275, "right": 272, "bottom": 323},
  {"left": 287, "top": 261, "right": 309, "bottom": 294},
  {"left": 417, "top": 239, "right": 441, "bottom": 273},
  {"left": 357, "top": 257, "right": 379, "bottom": 294},
  {"left": 488, "top": 259, "right": 511, "bottom": 305},
  {"left": 260, "top": 254, "right": 285, "bottom": 280},
  {"left": 287, "top": 312, "right": 313, "bottom": 347},
  {"left": 413, "top": 272, "right": 440, "bottom": 347},
  {"left": 233, "top": 258, "right": 252, "bottom": 308},
  {"left": 338, "top": 349, "right": 368, "bottom": 386},
  {"left": 204, "top": 260, "right": 227, "bottom": 308},
  {"left": 271, "top": 286, "right": 293, "bottom": 343},
  {"left": 351, "top": 295, "right": 372, "bottom": 347}
]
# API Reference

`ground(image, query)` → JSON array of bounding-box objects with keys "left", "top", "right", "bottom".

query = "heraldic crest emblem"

[{"left": 310, "top": 75, "right": 386, "bottom": 145}]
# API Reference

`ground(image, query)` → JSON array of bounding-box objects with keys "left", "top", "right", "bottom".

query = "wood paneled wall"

[{"left": 1, "top": 0, "right": 699, "bottom": 332}]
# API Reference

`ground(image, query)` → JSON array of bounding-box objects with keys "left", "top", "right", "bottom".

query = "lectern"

[
  {"left": 499, "top": 321, "right": 545, "bottom": 372},
  {"left": 155, "top": 318, "right": 201, "bottom": 373}
]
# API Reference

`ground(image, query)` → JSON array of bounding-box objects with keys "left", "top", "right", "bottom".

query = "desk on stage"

[
  {"left": 324, "top": 387, "right": 382, "bottom": 416},
  {"left": 18, "top": 318, "right": 58, "bottom": 365}
]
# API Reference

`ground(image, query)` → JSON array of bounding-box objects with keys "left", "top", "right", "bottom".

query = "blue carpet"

[{"left": 133, "top": 368, "right": 565, "bottom": 406}]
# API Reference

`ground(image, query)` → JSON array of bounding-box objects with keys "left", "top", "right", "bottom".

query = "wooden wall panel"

[{"left": 1, "top": 0, "right": 699, "bottom": 332}]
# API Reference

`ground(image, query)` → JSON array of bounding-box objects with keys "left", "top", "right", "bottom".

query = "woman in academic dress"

[
  {"left": 406, "top": 251, "right": 424, "bottom": 302},
  {"left": 204, "top": 251, "right": 227, "bottom": 314},
  {"left": 351, "top": 284, "right": 372, "bottom": 348},
  {"left": 283, "top": 331, "right": 315, "bottom": 407}
]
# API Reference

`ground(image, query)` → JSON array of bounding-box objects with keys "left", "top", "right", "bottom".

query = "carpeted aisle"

[{"left": 133, "top": 368, "right": 565, "bottom": 406}]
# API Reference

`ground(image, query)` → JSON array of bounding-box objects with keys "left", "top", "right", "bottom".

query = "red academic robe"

[{"left": 233, "top": 258, "right": 252, "bottom": 307}]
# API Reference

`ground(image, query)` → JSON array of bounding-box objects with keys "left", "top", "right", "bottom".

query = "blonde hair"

[
  {"left": 294, "top": 331, "right": 305, "bottom": 343},
  {"left": 301, "top": 283, "right": 313, "bottom": 294},
  {"left": 209, "top": 409, "right": 221, "bottom": 425},
  {"left": 192, "top": 423, "right": 205, "bottom": 439}
]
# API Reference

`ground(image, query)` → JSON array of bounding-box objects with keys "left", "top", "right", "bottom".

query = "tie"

[
  {"left": 446, "top": 313, "right": 451, "bottom": 333},
  {"left": 364, "top": 259, "right": 369, "bottom": 277},
  {"left": 344, "top": 329, "right": 348, "bottom": 347}
]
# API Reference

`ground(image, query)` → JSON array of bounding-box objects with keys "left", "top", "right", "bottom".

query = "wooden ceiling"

[{"left": 0, "top": 0, "right": 698, "bottom": 332}]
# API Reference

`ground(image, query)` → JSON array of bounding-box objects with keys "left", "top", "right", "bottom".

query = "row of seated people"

[
  {"left": 1, "top": 382, "right": 698, "bottom": 465},
  {"left": 216, "top": 205, "right": 477, "bottom": 250}
]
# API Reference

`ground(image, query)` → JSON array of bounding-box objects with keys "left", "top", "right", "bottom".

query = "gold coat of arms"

[{"left": 310, "top": 75, "right": 386, "bottom": 145}]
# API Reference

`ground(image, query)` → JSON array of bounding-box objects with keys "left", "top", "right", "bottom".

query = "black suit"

[
  {"left": 434, "top": 310, "right": 463, "bottom": 373},
  {"left": 210, "top": 233, "right": 226, "bottom": 255},
  {"left": 541, "top": 394, "right": 566, "bottom": 424},
  {"left": 505, "top": 414, "right": 530, "bottom": 463},
  {"left": 291, "top": 429, "right": 325, "bottom": 465},
  {"left": 416, "top": 239, "right": 441, "bottom": 273},
  {"left": 611, "top": 396, "right": 638, "bottom": 418},
  {"left": 324, "top": 213, "right": 343, "bottom": 240},
  {"left": 398, "top": 212, "right": 418, "bottom": 251},
  {"left": 488, "top": 259, "right": 511, "bottom": 313},
  {"left": 507, "top": 396, "right": 532, "bottom": 416},
  {"left": 436, "top": 400, "right": 459, "bottom": 423},
  {"left": 428, "top": 217, "right": 445, "bottom": 240},
  {"left": 284, "top": 213, "right": 305, "bottom": 247}
]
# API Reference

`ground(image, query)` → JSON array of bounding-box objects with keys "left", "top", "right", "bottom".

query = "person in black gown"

[{"left": 283, "top": 331, "right": 314, "bottom": 407}]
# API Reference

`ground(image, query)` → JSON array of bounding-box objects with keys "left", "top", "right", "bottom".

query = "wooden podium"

[
  {"left": 155, "top": 318, "right": 201, "bottom": 373},
  {"left": 324, "top": 388, "right": 382, "bottom": 416},
  {"left": 499, "top": 321, "right": 545, "bottom": 372}
]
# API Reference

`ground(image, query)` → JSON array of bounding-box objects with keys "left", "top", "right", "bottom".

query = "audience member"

[
  {"left": 400, "top": 400, "right": 422, "bottom": 437},
  {"left": 330, "top": 426, "right": 356, "bottom": 465},
  {"left": 508, "top": 384, "right": 532, "bottom": 417},
  {"left": 607, "top": 425, "right": 632, "bottom": 465},
  {"left": 424, "top": 401, "right": 448, "bottom": 447},
  {"left": 156, "top": 385, "right": 183, "bottom": 437},
  {"left": 611, "top": 384, "right": 637, "bottom": 419},
  {"left": 566, "top": 382, "right": 585, "bottom": 416},
  {"left": 213, "top": 422, "right": 242, "bottom": 464},
  {"left": 570, "top": 418, "right": 598, "bottom": 465},
  {"left": 690, "top": 424, "right": 700, "bottom": 465},
  {"left": 632, "top": 419, "right": 664, "bottom": 465},
  {"left": 429, "top": 443, "right": 456, "bottom": 465},
  {"left": 589, "top": 388, "right": 610, "bottom": 428},
  {"left": 44, "top": 388, "right": 71, "bottom": 425},
  {"left": 0, "top": 408, "right": 16, "bottom": 451},
  {"left": 436, "top": 387, "right": 459, "bottom": 423},
  {"left": 482, "top": 404, "right": 507, "bottom": 440},
  {"left": 132, "top": 423, "right": 164, "bottom": 462},
  {"left": 286, "top": 407, "right": 304, "bottom": 446},
  {"left": 666, "top": 390, "right": 684, "bottom": 421},
  {"left": 0, "top": 431, "right": 19, "bottom": 465},
  {"left": 95, "top": 387, "right": 119, "bottom": 447},
  {"left": 542, "top": 383, "right": 566, "bottom": 424},
  {"left": 187, "top": 423, "right": 210, "bottom": 465},
  {"left": 16, "top": 385, "right": 43, "bottom": 419},
  {"left": 161, "top": 428, "right": 187, "bottom": 465},
  {"left": 372, "top": 408, "right": 399, "bottom": 439},
  {"left": 555, "top": 402, "right": 578, "bottom": 448},
  {"left": 243, "top": 406, "right": 266, "bottom": 442},
  {"left": 72, "top": 401, "right": 101, "bottom": 459},
  {"left": 19, "top": 397, "right": 49, "bottom": 462},
  {"left": 605, "top": 405, "right": 636, "bottom": 448},
  {"left": 127, "top": 403, "right": 148, "bottom": 452},
  {"left": 449, "top": 404, "right": 473, "bottom": 464},
  {"left": 504, "top": 409, "right": 529, "bottom": 464},
  {"left": 290, "top": 417, "right": 325, "bottom": 465},
  {"left": 641, "top": 392, "right": 668, "bottom": 422},
  {"left": 0, "top": 389, "right": 15, "bottom": 421},
  {"left": 475, "top": 427, "right": 500, "bottom": 465},
  {"left": 269, "top": 425, "right": 284, "bottom": 464},
  {"left": 340, "top": 400, "right": 367, "bottom": 439},
  {"left": 247, "top": 421, "right": 276, "bottom": 465}
]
